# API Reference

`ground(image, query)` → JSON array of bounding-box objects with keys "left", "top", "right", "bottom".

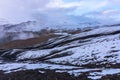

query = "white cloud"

[
  {"left": 0, "top": 0, "right": 50, "bottom": 23},
  {"left": 46, "top": 0, "right": 80, "bottom": 8},
  {"left": 84, "top": 9, "right": 120, "bottom": 24},
  {"left": 0, "top": 0, "right": 120, "bottom": 24},
  {"left": 69, "top": 0, "right": 108, "bottom": 16},
  {"left": 102, "top": 9, "right": 120, "bottom": 15}
]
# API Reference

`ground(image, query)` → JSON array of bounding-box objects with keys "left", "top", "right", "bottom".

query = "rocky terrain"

[{"left": 0, "top": 23, "right": 120, "bottom": 80}]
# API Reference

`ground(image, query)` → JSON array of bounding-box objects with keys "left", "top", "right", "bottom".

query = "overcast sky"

[{"left": 0, "top": 0, "right": 120, "bottom": 24}]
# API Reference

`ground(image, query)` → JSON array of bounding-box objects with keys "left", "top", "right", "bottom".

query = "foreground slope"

[{"left": 0, "top": 25, "right": 120, "bottom": 80}]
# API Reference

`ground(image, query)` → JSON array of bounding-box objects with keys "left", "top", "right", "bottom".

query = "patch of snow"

[
  {"left": 39, "top": 70, "right": 45, "bottom": 73},
  {"left": 48, "top": 33, "right": 120, "bottom": 65},
  {"left": 88, "top": 76, "right": 102, "bottom": 80},
  {"left": 88, "top": 68, "right": 120, "bottom": 79},
  {"left": 101, "top": 69, "right": 120, "bottom": 75},
  {"left": 17, "top": 49, "right": 52, "bottom": 60},
  {"left": 54, "top": 33, "right": 70, "bottom": 36},
  {"left": 0, "top": 63, "right": 78, "bottom": 73}
]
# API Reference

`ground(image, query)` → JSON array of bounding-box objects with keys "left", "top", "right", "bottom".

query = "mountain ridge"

[{"left": 0, "top": 25, "right": 120, "bottom": 80}]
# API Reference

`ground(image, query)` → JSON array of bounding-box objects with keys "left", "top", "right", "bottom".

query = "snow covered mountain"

[
  {"left": 0, "top": 21, "right": 53, "bottom": 45},
  {"left": 0, "top": 20, "right": 94, "bottom": 45},
  {"left": 0, "top": 25, "right": 120, "bottom": 80},
  {"left": 0, "top": 16, "right": 110, "bottom": 45}
]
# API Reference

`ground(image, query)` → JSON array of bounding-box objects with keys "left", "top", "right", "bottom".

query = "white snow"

[
  {"left": 48, "top": 33, "right": 120, "bottom": 65},
  {"left": 0, "top": 63, "right": 78, "bottom": 73},
  {"left": 1, "top": 25, "right": 120, "bottom": 79},
  {"left": 88, "top": 68, "right": 120, "bottom": 79},
  {"left": 0, "top": 62, "right": 120, "bottom": 80},
  {"left": 17, "top": 49, "right": 54, "bottom": 60},
  {"left": 54, "top": 32, "right": 70, "bottom": 36},
  {"left": 16, "top": 26, "right": 120, "bottom": 66}
]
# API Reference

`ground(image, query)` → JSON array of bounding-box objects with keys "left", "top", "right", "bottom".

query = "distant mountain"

[
  {"left": 0, "top": 16, "right": 107, "bottom": 33},
  {"left": 0, "top": 18, "right": 94, "bottom": 44},
  {"left": 0, "top": 21, "right": 40, "bottom": 32},
  {"left": 0, "top": 17, "right": 119, "bottom": 45},
  {"left": 0, "top": 21, "right": 40, "bottom": 44},
  {"left": 42, "top": 15, "right": 101, "bottom": 29}
]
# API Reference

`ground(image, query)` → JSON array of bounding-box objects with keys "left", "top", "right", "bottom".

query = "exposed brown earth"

[
  {"left": 0, "top": 29, "right": 83, "bottom": 50},
  {"left": 0, "top": 34, "right": 59, "bottom": 50}
]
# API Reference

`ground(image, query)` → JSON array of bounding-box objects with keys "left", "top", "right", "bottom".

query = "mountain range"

[{"left": 0, "top": 21, "right": 120, "bottom": 80}]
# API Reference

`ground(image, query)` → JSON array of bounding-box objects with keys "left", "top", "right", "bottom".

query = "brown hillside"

[{"left": 0, "top": 34, "right": 59, "bottom": 50}]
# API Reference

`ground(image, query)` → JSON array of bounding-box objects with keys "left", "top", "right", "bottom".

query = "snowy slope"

[
  {"left": 0, "top": 21, "right": 59, "bottom": 45},
  {"left": 0, "top": 25, "right": 120, "bottom": 79},
  {"left": 14, "top": 26, "right": 120, "bottom": 67},
  {"left": 0, "top": 18, "right": 118, "bottom": 45}
]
